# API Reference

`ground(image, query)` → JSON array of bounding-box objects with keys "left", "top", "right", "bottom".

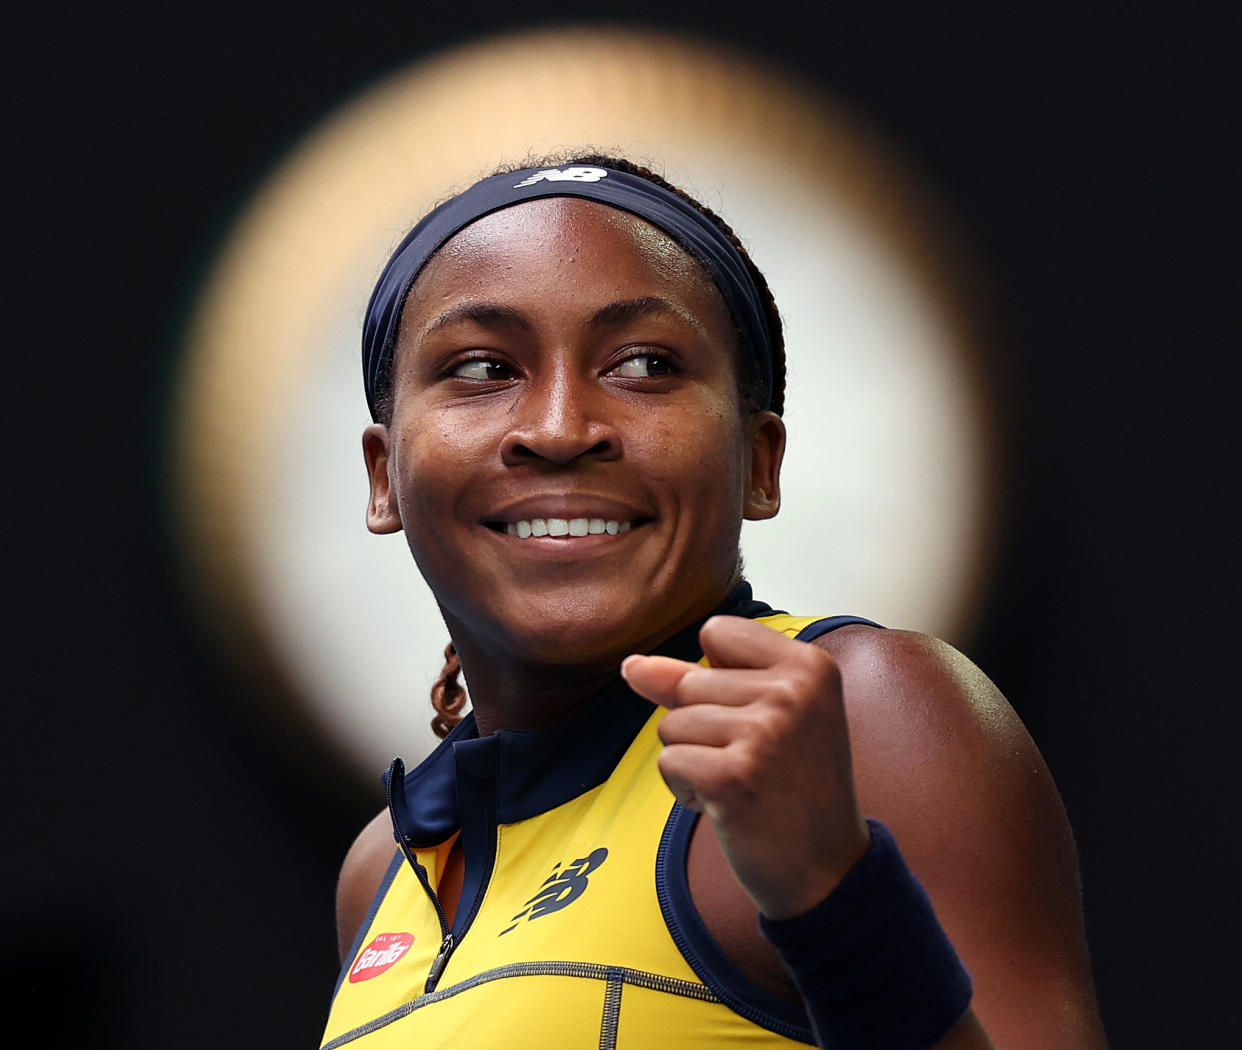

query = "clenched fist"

[{"left": 622, "top": 615, "right": 871, "bottom": 920}]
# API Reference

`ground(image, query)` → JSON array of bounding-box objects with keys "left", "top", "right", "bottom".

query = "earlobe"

[
  {"left": 362, "top": 424, "right": 403, "bottom": 534},
  {"left": 744, "top": 411, "right": 785, "bottom": 521}
]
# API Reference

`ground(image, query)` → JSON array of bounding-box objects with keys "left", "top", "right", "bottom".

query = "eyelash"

[
  {"left": 449, "top": 356, "right": 516, "bottom": 382},
  {"left": 442, "top": 348, "right": 679, "bottom": 384},
  {"left": 609, "top": 349, "right": 678, "bottom": 380}
]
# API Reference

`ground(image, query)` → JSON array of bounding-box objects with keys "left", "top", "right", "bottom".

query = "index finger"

[
  {"left": 620, "top": 652, "right": 699, "bottom": 709},
  {"left": 624, "top": 655, "right": 786, "bottom": 709}
]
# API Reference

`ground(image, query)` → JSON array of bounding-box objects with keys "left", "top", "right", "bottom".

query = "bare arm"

[
  {"left": 832, "top": 627, "right": 1106, "bottom": 1048},
  {"left": 624, "top": 618, "right": 1107, "bottom": 1050},
  {"left": 335, "top": 809, "right": 398, "bottom": 962}
]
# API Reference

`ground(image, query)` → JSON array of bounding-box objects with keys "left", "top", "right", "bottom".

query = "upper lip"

[{"left": 481, "top": 495, "right": 650, "bottom": 526}]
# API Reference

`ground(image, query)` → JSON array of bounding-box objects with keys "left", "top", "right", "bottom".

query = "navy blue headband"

[{"left": 361, "top": 164, "right": 774, "bottom": 420}]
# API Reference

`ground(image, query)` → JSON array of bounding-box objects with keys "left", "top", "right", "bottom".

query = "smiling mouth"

[{"left": 486, "top": 517, "right": 638, "bottom": 539}]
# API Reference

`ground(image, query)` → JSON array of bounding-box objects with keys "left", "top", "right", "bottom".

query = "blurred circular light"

[{"left": 170, "top": 27, "right": 1003, "bottom": 780}]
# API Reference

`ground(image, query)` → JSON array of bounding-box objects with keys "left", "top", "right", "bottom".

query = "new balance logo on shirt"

[{"left": 500, "top": 847, "right": 609, "bottom": 934}]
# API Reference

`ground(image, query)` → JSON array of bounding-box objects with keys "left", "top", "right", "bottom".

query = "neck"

[
  {"left": 441, "top": 578, "right": 746, "bottom": 736},
  {"left": 450, "top": 643, "right": 620, "bottom": 737}
]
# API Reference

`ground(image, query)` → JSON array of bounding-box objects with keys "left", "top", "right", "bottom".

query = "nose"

[{"left": 499, "top": 368, "right": 621, "bottom": 467}]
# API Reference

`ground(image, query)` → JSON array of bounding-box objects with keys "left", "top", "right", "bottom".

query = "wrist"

[
  {"left": 758, "top": 814, "right": 872, "bottom": 921},
  {"left": 759, "top": 819, "right": 972, "bottom": 1050}
]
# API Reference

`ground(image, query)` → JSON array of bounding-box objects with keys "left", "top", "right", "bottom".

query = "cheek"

[
  {"left": 390, "top": 422, "right": 465, "bottom": 516},
  {"left": 649, "top": 409, "right": 750, "bottom": 512}
]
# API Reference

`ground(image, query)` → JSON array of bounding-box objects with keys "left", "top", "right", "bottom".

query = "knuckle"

[
  {"left": 809, "top": 641, "right": 839, "bottom": 685},
  {"left": 676, "top": 668, "right": 709, "bottom": 704},
  {"left": 804, "top": 642, "right": 842, "bottom": 682},
  {"left": 656, "top": 747, "right": 686, "bottom": 785},
  {"left": 785, "top": 645, "right": 841, "bottom": 701},
  {"left": 656, "top": 710, "right": 681, "bottom": 745},
  {"left": 744, "top": 710, "right": 784, "bottom": 758},
  {"left": 757, "top": 673, "right": 813, "bottom": 721},
  {"left": 717, "top": 747, "right": 763, "bottom": 797},
  {"left": 768, "top": 677, "right": 803, "bottom": 708}
]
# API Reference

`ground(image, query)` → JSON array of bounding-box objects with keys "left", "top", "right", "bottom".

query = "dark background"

[{"left": 7, "top": 4, "right": 1237, "bottom": 1047}]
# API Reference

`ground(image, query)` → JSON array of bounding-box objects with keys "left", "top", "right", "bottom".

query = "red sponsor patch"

[{"left": 348, "top": 932, "right": 414, "bottom": 983}]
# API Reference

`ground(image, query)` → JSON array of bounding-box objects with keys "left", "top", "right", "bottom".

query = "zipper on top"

[
  {"left": 386, "top": 758, "right": 450, "bottom": 940},
  {"left": 385, "top": 751, "right": 501, "bottom": 994}
]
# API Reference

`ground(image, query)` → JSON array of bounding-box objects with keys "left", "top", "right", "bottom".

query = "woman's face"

[{"left": 364, "top": 198, "right": 784, "bottom": 667}]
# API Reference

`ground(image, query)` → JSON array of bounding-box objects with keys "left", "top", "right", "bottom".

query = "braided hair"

[
  {"left": 430, "top": 641, "right": 469, "bottom": 739},
  {"left": 410, "top": 153, "right": 787, "bottom": 737}
]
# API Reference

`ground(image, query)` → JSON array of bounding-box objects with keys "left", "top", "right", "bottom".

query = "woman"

[{"left": 321, "top": 156, "right": 1107, "bottom": 1049}]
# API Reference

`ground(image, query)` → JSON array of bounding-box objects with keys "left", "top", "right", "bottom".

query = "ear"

[
  {"left": 743, "top": 411, "right": 785, "bottom": 521},
  {"left": 362, "top": 423, "right": 403, "bottom": 534}
]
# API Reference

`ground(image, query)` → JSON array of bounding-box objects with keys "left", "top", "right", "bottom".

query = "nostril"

[
  {"left": 500, "top": 428, "right": 621, "bottom": 466},
  {"left": 506, "top": 441, "right": 547, "bottom": 462}
]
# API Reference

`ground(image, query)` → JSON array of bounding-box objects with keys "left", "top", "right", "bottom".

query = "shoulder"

[
  {"left": 812, "top": 624, "right": 1105, "bottom": 1046},
  {"left": 336, "top": 808, "right": 399, "bottom": 962},
  {"left": 810, "top": 623, "right": 1062, "bottom": 852},
  {"left": 814, "top": 623, "right": 1036, "bottom": 776}
]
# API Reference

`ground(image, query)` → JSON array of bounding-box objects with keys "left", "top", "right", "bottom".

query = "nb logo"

[
  {"left": 513, "top": 166, "right": 609, "bottom": 188},
  {"left": 499, "top": 847, "right": 609, "bottom": 935}
]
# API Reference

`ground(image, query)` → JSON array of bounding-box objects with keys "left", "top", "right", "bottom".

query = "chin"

[{"left": 479, "top": 585, "right": 669, "bottom": 667}]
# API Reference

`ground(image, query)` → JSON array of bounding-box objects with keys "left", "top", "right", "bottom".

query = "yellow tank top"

[{"left": 321, "top": 595, "right": 876, "bottom": 1050}]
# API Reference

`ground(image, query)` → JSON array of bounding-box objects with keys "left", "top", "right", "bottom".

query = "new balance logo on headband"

[
  {"left": 363, "top": 162, "right": 775, "bottom": 421},
  {"left": 514, "top": 166, "right": 609, "bottom": 188}
]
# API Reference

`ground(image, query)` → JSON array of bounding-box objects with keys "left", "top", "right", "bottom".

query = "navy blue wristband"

[{"left": 758, "top": 820, "right": 972, "bottom": 1050}]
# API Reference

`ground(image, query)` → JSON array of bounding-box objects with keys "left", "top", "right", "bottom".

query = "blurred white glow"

[{"left": 172, "top": 28, "right": 998, "bottom": 778}]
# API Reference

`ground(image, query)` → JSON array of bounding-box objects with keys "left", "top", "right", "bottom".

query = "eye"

[
  {"left": 451, "top": 358, "right": 515, "bottom": 381},
  {"left": 611, "top": 352, "right": 675, "bottom": 379}
]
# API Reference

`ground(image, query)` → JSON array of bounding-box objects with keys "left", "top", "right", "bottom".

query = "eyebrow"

[
  {"left": 586, "top": 296, "right": 695, "bottom": 331},
  {"left": 425, "top": 302, "right": 533, "bottom": 335},
  {"left": 423, "top": 296, "right": 698, "bottom": 339}
]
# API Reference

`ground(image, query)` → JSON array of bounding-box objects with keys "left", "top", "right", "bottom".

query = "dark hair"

[{"left": 394, "top": 153, "right": 787, "bottom": 737}]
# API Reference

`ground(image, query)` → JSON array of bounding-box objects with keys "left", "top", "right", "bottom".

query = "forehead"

[{"left": 401, "top": 197, "right": 729, "bottom": 327}]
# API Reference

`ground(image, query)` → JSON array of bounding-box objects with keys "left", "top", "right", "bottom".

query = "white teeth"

[{"left": 503, "top": 517, "right": 634, "bottom": 538}]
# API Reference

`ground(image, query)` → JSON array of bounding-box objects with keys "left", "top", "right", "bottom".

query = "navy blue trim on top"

[
  {"left": 449, "top": 739, "right": 499, "bottom": 938},
  {"left": 384, "top": 581, "right": 776, "bottom": 849},
  {"left": 330, "top": 850, "right": 404, "bottom": 1003},
  {"left": 654, "top": 612, "right": 883, "bottom": 1044},
  {"left": 792, "top": 614, "right": 882, "bottom": 643},
  {"left": 657, "top": 804, "right": 816, "bottom": 1044}
]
